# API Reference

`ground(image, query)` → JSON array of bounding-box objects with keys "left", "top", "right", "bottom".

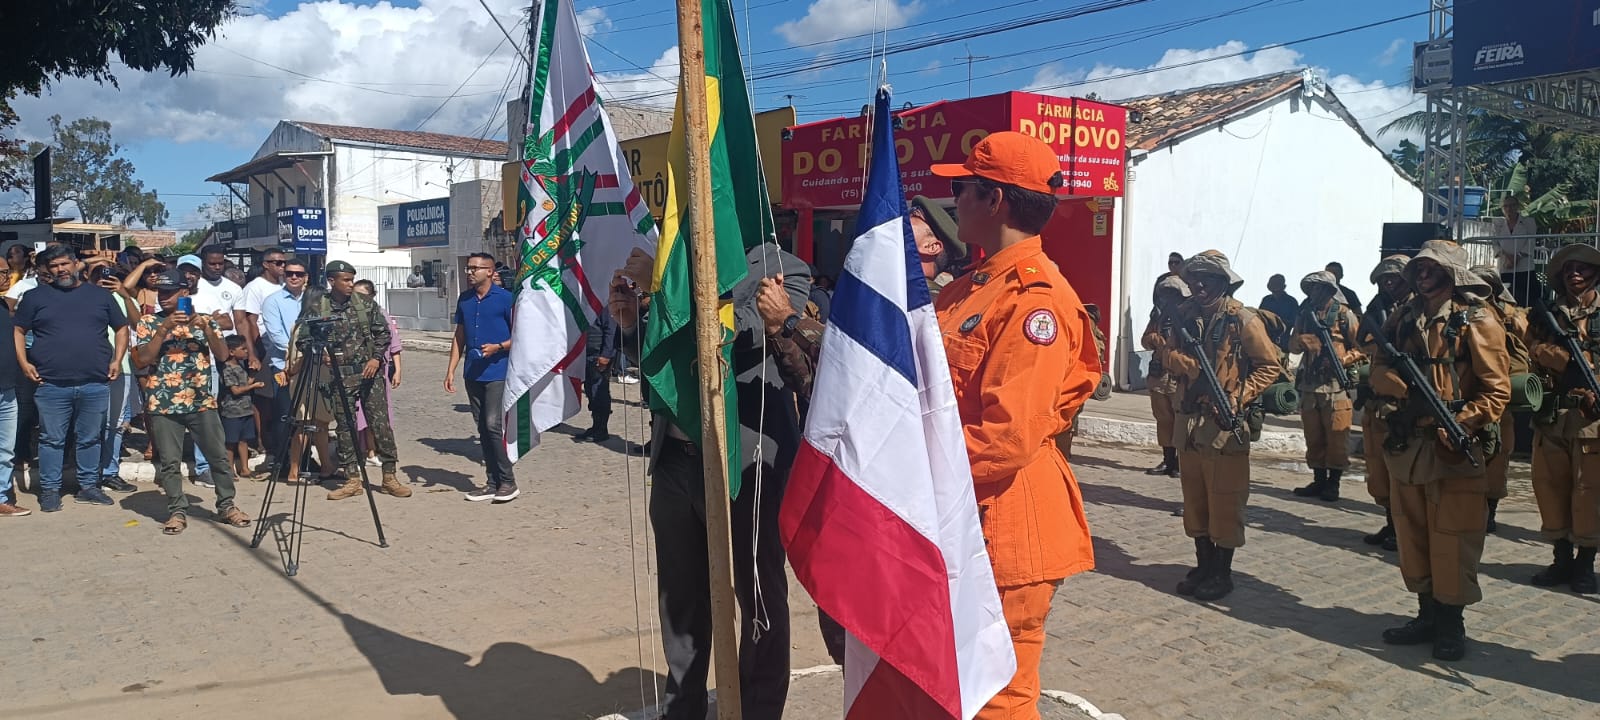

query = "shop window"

[{"left": 297, "top": 186, "right": 307, "bottom": 207}]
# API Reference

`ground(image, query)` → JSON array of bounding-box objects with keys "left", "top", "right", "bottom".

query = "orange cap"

[{"left": 929, "top": 131, "right": 1063, "bottom": 194}]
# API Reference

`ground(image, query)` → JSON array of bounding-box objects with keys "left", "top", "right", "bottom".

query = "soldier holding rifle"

[
  {"left": 1154, "top": 251, "right": 1280, "bottom": 601},
  {"left": 1471, "top": 265, "right": 1531, "bottom": 534},
  {"left": 1525, "top": 243, "right": 1600, "bottom": 595},
  {"left": 1289, "top": 270, "right": 1364, "bottom": 502},
  {"left": 1142, "top": 275, "right": 1190, "bottom": 477},
  {"left": 1368, "top": 240, "right": 1509, "bottom": 662},
  {"left": 1357, "top": 256, "right": 1411, "bottom": 550}
]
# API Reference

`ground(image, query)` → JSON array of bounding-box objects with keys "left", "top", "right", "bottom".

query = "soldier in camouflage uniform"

[{"left": 298, "top": 261, "right": 410, "bottom": 500}]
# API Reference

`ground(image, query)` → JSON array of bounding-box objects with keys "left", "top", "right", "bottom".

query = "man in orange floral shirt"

[{"left": 132, "top": 269, "right": 251, "bottom": 535}]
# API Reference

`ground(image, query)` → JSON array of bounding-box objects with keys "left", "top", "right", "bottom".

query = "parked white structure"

[
  {"left": 205, "top": 121, "right": 507, "bottom": 281},
  {"left": 1107, "top": 70, "right": 1424, "bottom": 388}
]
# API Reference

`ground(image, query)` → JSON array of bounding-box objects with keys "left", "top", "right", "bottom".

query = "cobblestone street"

[{"left": 1, "top": 348, "right": 1596, "bottom": 719}]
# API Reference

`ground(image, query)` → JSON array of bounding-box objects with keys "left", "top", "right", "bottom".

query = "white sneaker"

[
  {"left": 618, "top": 374, "right": 640, "bottom": 385},
  {"left": 366, "top": 456, "right": 382, "bottom": 467}
]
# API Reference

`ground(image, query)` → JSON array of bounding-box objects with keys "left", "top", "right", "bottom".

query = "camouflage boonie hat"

[
  {"left": 1299, "top": 270, "right": 1340, "bottom": 299},
  {"left": 1548, "top": 243, "right": 1600, "bottom": 276},
  {"left": 1369, "top": 254, "right": 1409, "bottom": 284},
  {"left": 1470, "top": 265, "right": 1515, "bottom": 304},
  {"left": 1152, "top": 274, "right": 1191, "bottom": 304},
  {"left": 1403, "top": 240, "right": 1489, "bottom": 297},
  {"left": 1179, "top": 250, "right": 1243, "bottom": 293}
]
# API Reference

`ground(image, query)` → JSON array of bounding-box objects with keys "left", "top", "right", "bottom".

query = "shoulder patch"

[
  {"left": 959, "top": 313, "right": 982, "bottom": 333},
  {"left": 1023, "top": 309, "right": 1058, "bottom": 345}
]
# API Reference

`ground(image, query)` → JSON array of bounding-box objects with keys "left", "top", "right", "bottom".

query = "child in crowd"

[{"left": 221, "top": 336, "right": 264, "bottom": 479}]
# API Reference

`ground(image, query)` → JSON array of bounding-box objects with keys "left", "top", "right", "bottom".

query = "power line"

[
  {"left": 415, "top": 34, "right": 513, "bottom": 131},
  {"left": 476, "top": 0, "right": 534, "bottom": 66},
  {"left": 214, "top": 47, "right": 510, "bottom": 99}
]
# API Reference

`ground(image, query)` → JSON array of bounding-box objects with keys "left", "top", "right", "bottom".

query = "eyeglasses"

[
  {"left": 950, "top": 178, "right": 983, "bottom": 197},
  {"left": 466, "top": 266, "right": 495, "bottom": 273},
  {"left": 285, "top": 271, "right": 308, "bottom": 278}
]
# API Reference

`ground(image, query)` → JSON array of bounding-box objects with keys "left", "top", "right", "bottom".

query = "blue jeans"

[
  {"left": 0, "top": 389, "right": 16, "bottom": 501},
  {"left": 36, "top": 382, "right": 109, "bottom": 494},
  {"left": 100, "top": 375, "right": 136, "bottom": 480}
]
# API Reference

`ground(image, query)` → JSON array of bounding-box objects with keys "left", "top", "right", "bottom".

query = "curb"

[
  {"left": 593, "top": 665, "right": 1122, "bottom": 720},
  {"left": 1075, "top": 413, "right": 1309, "bottom": 455},
  {"left": 401, "top": 336, "right": 453, "bottom": 353}
]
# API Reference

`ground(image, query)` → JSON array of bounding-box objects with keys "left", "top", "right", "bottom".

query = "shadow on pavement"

[
  {"left": 338, "top": 611, "right": 664, "bottom": 720},
  {"left": 1225, "top": 573, "right": 1600, "bottom": 703},
  {"left": 417, "top": 437, "right": 485, "bottom": 458},
  {"left": 402, "top": 464, "right": 477, "bottom": 492}
]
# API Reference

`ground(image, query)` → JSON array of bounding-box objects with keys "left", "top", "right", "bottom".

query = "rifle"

[
  {"left": 1360, "top": 318, "right": 1478, "bottom": 466},
  {"left": 1176, "top": 326, "right": 1249, "bottom": 446},
  {"left": 1309, "top": 311, "right": 1356, "bottom": 390},
  {"left": 1533, "top": 296, "right": 1600, "bottom": 408}
]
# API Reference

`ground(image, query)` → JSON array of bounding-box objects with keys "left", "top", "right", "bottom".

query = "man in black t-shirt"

[{"left": 13, "top": 245, "right": 128, "bottom": 512}]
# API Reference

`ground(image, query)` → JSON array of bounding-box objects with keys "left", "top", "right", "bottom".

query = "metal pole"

[{"left": 675, "top": 0, "right": 743, "bottom": 716}]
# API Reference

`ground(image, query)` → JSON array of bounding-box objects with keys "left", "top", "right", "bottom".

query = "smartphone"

[{"left": 176, "top": 297, "right": 193, "bottom": 315}]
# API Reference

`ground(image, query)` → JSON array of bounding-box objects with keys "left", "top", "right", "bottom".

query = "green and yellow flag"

[{"left": 644, "top": 0, "right": 773, "bottom": 498}]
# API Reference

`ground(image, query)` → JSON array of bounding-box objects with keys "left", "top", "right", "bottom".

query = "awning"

[{"left": 206, "top": 151, "right": 331, "bottom": 184}]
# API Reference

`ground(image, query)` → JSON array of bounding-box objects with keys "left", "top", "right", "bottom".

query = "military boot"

[
  {"left": 1571, "top": 546, "right": 1598, "bottom": 594},
  {"left": 1531, "top": 539, "right": 1576, "bottom": 587},
  {"left": 327, "top": 475, "right": 364, "bottom": 501},
  {"left": 1166, "top": 450, "right": 1181, "bottom": 478},
  {"left": 1293, "top": 469, "right": 1326, "bottom": 497},
  {"left": 1382, "top": 593, "right": 1436, "bottom": 645},
  {"left": 1146, "top": 447, "right": 1177, "bottom": 476},
  {"left": 1485, "top": 498, "right": 1500, "bottom": 533},
  {"left": 1192, "top": 547, "right": 1235, "bottom": 601},
  {"left": 1176, "top": 537, "right": 1214, "bottom": 596},
  {"left": 1363, "top": 510, "right": 1396, "bottom": 549},
  {"left": 1431, "top": 600, "right": 1467, "bottom": 661},
  {"left": 381, "top": 471, "right": 412, "bottom": 498},
  {"left": 1319, "top": 469, "right": 1342, "bottom": 502}
]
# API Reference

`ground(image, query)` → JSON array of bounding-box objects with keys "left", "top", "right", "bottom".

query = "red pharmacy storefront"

[{"left": 782, "top": 91, "right": 1127, "bottom": 339}]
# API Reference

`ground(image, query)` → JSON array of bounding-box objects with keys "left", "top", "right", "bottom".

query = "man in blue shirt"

[
  {"left": 445, "top": 253, "right": 517, "bottom": 502},
  {"left": 261, "top": 258, "right": 309, "bottom": 461},
  {"left": 13, "top": 245, "right": 129, "bottom": 512}
]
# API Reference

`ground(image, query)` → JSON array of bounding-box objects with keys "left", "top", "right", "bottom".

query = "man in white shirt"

[
  {"left": 406, "top": 265, "right": 427, "bottom": 288},
  {"left": 235, "top": 248, "right": 286, "bottom": 370},
  {"left": 187, "top": 249, "right": 242, "bottom": 335},
  {"left": 1494, "top": 194, "right": 1541, "bottom": 304}
]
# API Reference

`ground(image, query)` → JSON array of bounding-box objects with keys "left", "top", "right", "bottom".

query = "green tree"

[
  {"left": 13, "top": 115, "right": 168, "bottom": 228},
  {"left": 0, "top": 1, "right": 237, "bottom": 191},
  {"left": 1388, "top": 138, "right": 1422, "bottom": 178}
]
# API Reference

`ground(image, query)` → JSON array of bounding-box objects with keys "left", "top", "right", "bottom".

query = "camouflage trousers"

[{"left": 322, "top": 376, "right": 397, "bottom": 474}]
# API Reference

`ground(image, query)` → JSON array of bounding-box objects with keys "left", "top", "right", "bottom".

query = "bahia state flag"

[
  {"left": 779, "top": 87, "right": 1015, "bottom": 719},
  {"left": 500, "top": 0, "right": 657, "bottom": 459}
]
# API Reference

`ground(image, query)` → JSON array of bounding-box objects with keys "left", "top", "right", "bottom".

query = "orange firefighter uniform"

[{"left": 1525, "top": 243, "right": 1600, "bottom": 593}]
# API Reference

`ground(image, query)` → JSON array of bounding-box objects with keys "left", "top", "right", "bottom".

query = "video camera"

[{"left": 301, "top": 316, "right": 340, "bottom": 342}]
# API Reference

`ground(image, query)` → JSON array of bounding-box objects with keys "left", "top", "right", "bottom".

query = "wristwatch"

[{"left": 781, "top": 313, "right": 802, "bottom": 338}]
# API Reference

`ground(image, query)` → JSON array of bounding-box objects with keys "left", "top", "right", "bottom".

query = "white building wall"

[
  {"left": 1111, "top": 91, "right": 1423, "bottom": 387},
  {"left": 328, "top": 144, "right": 501, "bottom": 271}
]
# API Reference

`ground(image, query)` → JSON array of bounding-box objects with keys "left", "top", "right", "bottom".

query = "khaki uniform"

[
  {"left": 1527, "top": 292, "right": 1600, "bottom": 548},
  {"left": 1142, "top": 311, "right": 1180, "bottom": 446},
  {"left": 1356, "top": 295, "right": 1403, "bottom": 507},
  {"left": 1290, "top": 299, "right": 1364, "bottom": 470},
  {"left": 1371, "top": 294, "right": 1510, "bottom": 606},
  {"left": 1160, "top": 298, "right": 1282, "bottom": 548},
  {"left": 1485, "top": 301, "right": 1529, "bottom": 502}
]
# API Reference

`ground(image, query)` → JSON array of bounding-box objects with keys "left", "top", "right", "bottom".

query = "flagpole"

[{"left": 675, "top": 0, "right": 744, "bottom": 717}]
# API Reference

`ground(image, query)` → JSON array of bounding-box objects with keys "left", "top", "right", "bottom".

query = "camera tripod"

[{"left": 249, "top": 339, "right": 388, "bottom": 576}]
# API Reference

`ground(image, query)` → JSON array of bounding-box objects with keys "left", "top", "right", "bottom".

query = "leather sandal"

[
  {"left": 217, "top": 506, "right": 251, "bottom": 528},
  {"left": 163, "top": 513, "right": 188, "bottom": 535}
]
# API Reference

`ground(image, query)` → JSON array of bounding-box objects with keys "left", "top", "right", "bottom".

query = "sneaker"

[
  {"left": 366, "top": 456, "right": 383, "bottom": 467},
  {"left": 75, "top": 487, "right": 115, "bottom": 506},
  {"left": 493, "top": 483, "right": 520, "bottom": 503},
  {"left": 465, "top": 484, "right": 499, "bottom": 502},
  {"left": 101, "top": 476, "right": 136, "bottom": 493},
  {"left": 618, "top": 373, "right": 640, "bottom": 385},
  {"left": 194, "top": 475, "right": 215, "bottom": 490},
  {"left": 0, "top": 502, "right": 30, "bottom": 517},
  {"left": 39, "top": 492, "right": 62, "bottom": 513}
]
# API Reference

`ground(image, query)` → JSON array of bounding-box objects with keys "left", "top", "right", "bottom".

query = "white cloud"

[
  {"left": 576, "top": 7, "right": 610, "bottom": 37},
  {"left": 1025, "top": 41, "right": 1422, "bottom": 151},
  {"left": 1376, "top": 37, "right": 1407, "bottom": 67},
  {"left": 776, "top": 0, "right": 922, "bottom": 47},
  {"left": 5, "top": 0, "right": 676, "bottom": 148},
  {"left": 594, "top": 46, "right": 681, "bottom": 109}
]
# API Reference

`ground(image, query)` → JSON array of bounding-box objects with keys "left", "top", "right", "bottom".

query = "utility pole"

[
  {"left": 675, "top": 0, "right": 743, "bottom": 717},
  {"left": 956, "top": 43, "right": 990, "bottom": 98}
]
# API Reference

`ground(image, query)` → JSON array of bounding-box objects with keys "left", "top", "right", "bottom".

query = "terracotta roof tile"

[
  {"left": 1120, "top": 71, "right": 1304, "bottom": 151},
  {"left": 291, "top": 121, "right": 508, "bottom": 157}
]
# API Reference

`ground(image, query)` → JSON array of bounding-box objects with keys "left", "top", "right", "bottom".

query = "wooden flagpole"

[{"left": 675, "top": 0, "right": 743, "bottom": 716}]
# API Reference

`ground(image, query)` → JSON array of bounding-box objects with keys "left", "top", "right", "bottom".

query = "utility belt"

[
  {"left": 1179, "top": 397, "right": 1265, "bottom": 442},
  {"left": 1381, "top": 401, "right": 1502, "bottom": 460},
  {"left": 320, "top": 360, "right": 377, "bottom": 384}
]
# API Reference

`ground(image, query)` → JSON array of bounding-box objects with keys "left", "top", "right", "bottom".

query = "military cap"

[
  {"left": 325, "top": 260, "right": 357, "bottom": 276},
  {"left": 910, "top": 196, "right": 966, "bottom": 260}
]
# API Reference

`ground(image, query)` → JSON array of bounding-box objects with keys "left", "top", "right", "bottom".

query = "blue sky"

[{"left": 5, "top": 0, "right": 1431, "bottom": 231}]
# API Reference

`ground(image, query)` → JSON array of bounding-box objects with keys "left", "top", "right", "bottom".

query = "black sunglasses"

[
  {"left": 950, "top": 178, "right": 984, "bottom": 197},
  {"left": 284, "top": 270, "right": 308, "bottom": 278}
]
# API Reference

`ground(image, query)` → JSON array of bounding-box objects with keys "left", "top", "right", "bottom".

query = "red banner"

[{"left": 782, "top": 91, "right": 1126, "bottom": 209}]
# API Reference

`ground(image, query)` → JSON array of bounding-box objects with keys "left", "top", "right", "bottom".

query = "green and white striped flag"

[{"left": 500, "top": 0, "right": 658, "bottom": 459}]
